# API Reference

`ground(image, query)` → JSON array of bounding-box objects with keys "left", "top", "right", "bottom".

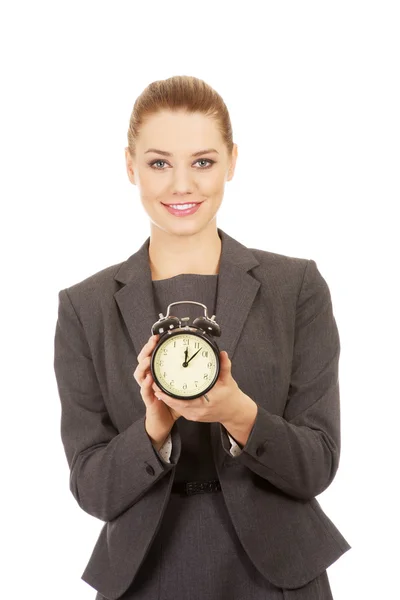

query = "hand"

[
  {"left": 133, "top": 334, "right": 181, "bottom": 443},
  {"left": 151, "top": 350, "right": 248, "bottom": 424}
]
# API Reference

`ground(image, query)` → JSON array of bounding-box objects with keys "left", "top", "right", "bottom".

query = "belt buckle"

[{"left": 185, "top": 480, "right": 220, "bottom": 495}]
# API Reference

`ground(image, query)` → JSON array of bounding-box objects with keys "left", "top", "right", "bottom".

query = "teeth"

[{"left": 169, "top": 203, "right": 197, "bottom": 210}]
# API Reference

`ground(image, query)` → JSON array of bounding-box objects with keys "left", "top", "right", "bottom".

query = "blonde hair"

[{"left": 127, "top": 75, "right": 234, "bottom": 158}]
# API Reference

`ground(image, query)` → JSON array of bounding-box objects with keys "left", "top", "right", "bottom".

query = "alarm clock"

[{"left": 150, "top": 301, "right": 221, "bottom": 400}]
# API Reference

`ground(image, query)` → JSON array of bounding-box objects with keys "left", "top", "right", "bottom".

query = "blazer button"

[
  {"left": 146, "top": 465, "right": 155, "bottom": 475},
  {"left": 256, "top": 445, "right": 265, "bottom": 456}
]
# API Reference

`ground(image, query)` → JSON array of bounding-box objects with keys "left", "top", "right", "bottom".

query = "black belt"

[{"left": 171, "top": 479, "right": 221, "bottom": 496}]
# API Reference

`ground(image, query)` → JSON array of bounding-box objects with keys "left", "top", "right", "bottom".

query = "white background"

[{"left": 1, "top": 1, "right": 399, "bottom": 598}]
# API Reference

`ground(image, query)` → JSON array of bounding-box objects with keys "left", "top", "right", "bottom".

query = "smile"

[{"left": 162, "top": 202, "right": 203, "bottom": 217}]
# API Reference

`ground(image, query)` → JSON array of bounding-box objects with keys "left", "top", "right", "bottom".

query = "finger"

[
  {"left": 135, "top": 335, "right": 159, "bottom": 377},
  {"left": 141, "top": 372, "right": 165, "bottom": 401},
  {"left": 151, "top": 383, "right": 168, "bottom": 400},
  {"left": 140, "top": 372, "right": 158, "bottom": 407},
  {"left": 133, "top": 356, "right": 152, "bottom": 384},
  {"left": 136, "top": 335, "right": 156, "bottom": 362},
  {"left": 140, "top": 372, "right": 152, "bottom": 389},
  {"left": 137, "top": 334, "right": 159, "bottom": 362},
  {"left": 151, "top": 385, "right": 180, "bottom": 407}
]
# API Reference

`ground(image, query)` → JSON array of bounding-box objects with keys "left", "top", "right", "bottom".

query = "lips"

[{"left": 162, "top": 201, "right": 203, "bottom": 217}]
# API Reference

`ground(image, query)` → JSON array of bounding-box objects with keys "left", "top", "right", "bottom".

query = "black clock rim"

[{"left": 150, "top": 328, "right": 220, "bottom": 400}]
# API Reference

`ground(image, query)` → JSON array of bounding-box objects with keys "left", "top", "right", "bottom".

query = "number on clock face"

[{"left": 153, "top": 333, "right": 218, "bottom": 396}]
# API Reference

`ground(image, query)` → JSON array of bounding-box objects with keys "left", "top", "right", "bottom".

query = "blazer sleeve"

[
  {"left": 53, "top": 288, "right": 177, "bottom": 522},
  {"left": 221, "top": 259, "right": 342, "bottom": 501}
]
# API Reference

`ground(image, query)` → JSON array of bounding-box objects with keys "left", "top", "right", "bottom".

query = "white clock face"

[{"left": 152, "top": 332, "right": 218, "bottom": 397}]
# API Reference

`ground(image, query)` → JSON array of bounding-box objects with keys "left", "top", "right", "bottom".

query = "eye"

[
  {"left": 196, "top": 159, "right": 215, "bottom": 169},
  {"left": 149, "top": 160, "right": 167, "bottom": 169},
  {"left": 148, "top": 159, "right": 215, "bottom": 170}
]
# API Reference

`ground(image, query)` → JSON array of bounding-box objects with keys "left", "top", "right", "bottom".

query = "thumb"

[{"left": 219, "top": 351, "right": 231, "bottom": 379}]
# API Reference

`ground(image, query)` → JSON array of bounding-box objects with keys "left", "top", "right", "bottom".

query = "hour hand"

[{"left": 183, "top": 347, "right": 189, "bottom": 367}]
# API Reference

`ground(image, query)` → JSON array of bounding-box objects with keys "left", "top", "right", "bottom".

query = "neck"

[{"left": 148, "top": 223, "right": 222, "bottom": 281}]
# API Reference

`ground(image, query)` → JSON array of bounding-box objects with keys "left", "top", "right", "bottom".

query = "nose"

[{"left": 171, "top": 165, "right": 197, "bottom": 191}]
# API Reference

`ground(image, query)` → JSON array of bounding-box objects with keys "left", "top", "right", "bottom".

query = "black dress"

[{"left": 95, "top": 274, "right": 333, "bottom": 600}]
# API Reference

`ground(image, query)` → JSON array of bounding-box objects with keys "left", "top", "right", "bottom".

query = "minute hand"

[{"left": 186, "top": 347, "right": 203, "bottom": 365}]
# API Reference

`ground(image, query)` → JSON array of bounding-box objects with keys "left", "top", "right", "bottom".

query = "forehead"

[{"left": 138, "top": 110, "right": 223, "bottom": 153}]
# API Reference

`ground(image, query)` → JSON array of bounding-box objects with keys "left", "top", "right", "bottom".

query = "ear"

[
  {"left": 125, "top": 147, "right": 136, "bottom": 185},
  {"left": 227, "top": 143, "right": 238, "bottom": 181}
]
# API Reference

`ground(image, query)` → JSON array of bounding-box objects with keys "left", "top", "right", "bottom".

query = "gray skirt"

[{"left": 95, "top": 489, "right": 334, "bottom": 600}]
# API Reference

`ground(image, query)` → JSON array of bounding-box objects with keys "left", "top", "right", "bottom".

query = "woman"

[{"left": 54, "top": 75, "right": 351, "bottom": 599}]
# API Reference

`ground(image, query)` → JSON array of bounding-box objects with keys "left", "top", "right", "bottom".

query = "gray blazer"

[{"left": 53, "top": 228, "right": 351, "bottom": 599}]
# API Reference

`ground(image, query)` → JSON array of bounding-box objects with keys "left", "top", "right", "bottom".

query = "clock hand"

[
  {"left": 183, "top": 347, "right": 189, "bottom": 367},
  {"left": 186, "top": 347, "right": 203, "bottom": 365}
]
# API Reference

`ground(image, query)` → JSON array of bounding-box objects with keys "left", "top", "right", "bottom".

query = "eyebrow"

[{"left": 144, "top": 148, "right": 219, "bottom": 157}]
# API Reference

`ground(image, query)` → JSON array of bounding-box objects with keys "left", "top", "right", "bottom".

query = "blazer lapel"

[{"left": 113, "top": 228, "right": 260, "bottom": 364}]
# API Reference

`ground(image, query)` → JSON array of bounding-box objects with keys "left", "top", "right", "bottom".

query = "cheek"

[
  {"left": 201, "top": 172, "right": 225, "bottom": 193},
  {"left": 141, "top": 193, "right": 159, "bottom": 208},
  {"left": 137, "top": 168, "right": 165, "bottom": 193}
]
